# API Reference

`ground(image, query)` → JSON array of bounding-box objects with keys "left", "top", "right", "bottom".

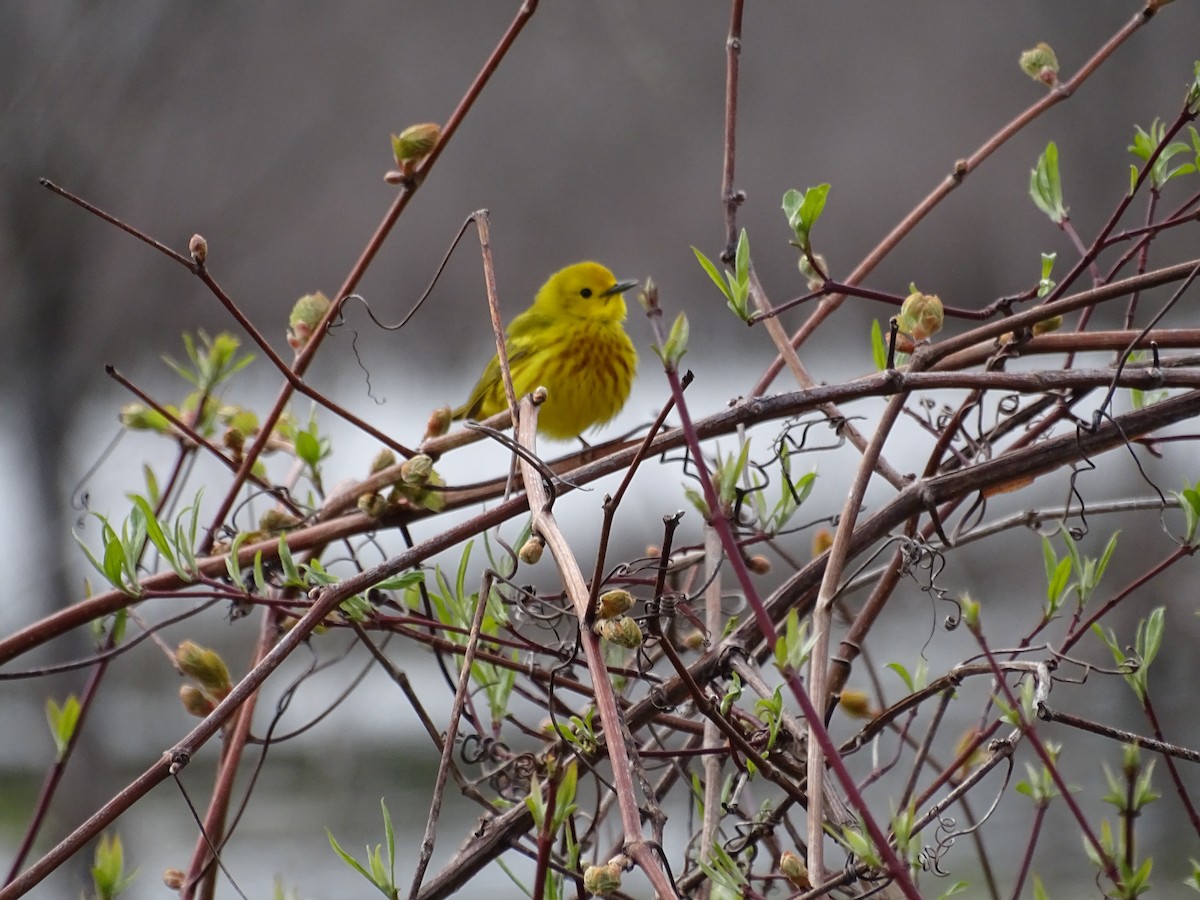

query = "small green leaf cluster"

[
  {"left": 782, "top": 184, "right": 830, "bottom": 254},
  {"left": 327, "top": 798, "right": 398, "bottom": 900},
  {"left": 1084, "top": 818, "right": 1153, "bottom": 899},
  {"left": 550, "top": 707, "right": 598, "bottom": 757},
  {"left": 524, "top": 761, "right": 581, "bottom": 897},
  {"left": 75, "top": 491, "right": 204, "bottom": 597},
  {"left": 1128, "top": 118, "right": 1199, "bottom": 192},
  {"left": 695, "top": 840, "right": 749, "bottom": 900},
  {"left": 744, "top": 443, "right": 816, "bottom": 536},
  {"left": 89, "top": 833, "right": 138, "bottom": 900},
  {"left": 692, "top": 229, "right": 751, "bottom": 322},
  {"left": 163, "top": 330, "right": 254, "bottom": 394},
  {"left": 45, "top": 694, "right": 81, "bottom": 762},
  {"left": 1093, "top": 607, "right": 1163, "bottom": 704},
  {"left": 1041, "top": 529, "right": 1119, "bottom": 621},
  {"left": 773, "top": 608, "right": 813, "bottom": 674},
  {"left": 1015, "top": 741, "right": 1064, "bottom": 807},
  {"left": 419, "top": 542, "right": 515, "bottom": 725},
  {"left": 651, "top": 310, "right": 690, "bottom": 368}
]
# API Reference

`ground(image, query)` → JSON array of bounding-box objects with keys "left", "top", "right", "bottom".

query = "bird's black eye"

[{"left": 580, "top": 287, "right": 593, "bottom": 299}]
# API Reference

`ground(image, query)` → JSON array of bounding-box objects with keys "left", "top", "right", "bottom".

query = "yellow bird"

[{"left": 453, "top": 262, "right": 638, "bottom": 440}]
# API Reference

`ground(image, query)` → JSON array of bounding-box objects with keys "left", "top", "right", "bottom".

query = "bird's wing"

[{"left": 454, "top": 309, "right": 557, "bottom": 420}]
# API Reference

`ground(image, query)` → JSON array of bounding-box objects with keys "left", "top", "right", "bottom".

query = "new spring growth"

[
  {"left": 518, "top": 535, "right": 545, "bottom": 565},
  {"left": 357, "top": 492, "right": 387, "bottom": 518},
  {"left": 595, "top": 589, "right": 634, "bottom": 620},
  {"left": 594, "top": 615, "right": 643, "bottom": 649},
  {"left": 179, "top": 684, "right": 216, "bottom": 718},
  {"left": 896, "top": 284, "right": 944, "bottom": 342},
  {"left": 798, "top": 252, "right": 828, "bottom": 292},
  {"left": 1019, "top": 42, "right": 1059, "bottom": 87},
  {"left": 400, "top": 453, "right": 434, "bottom": 486},
  {"left": 838, "top": 689, "right": 875, "bottom": 720},
  {"left": 424, "top": 406, "right": 452, "bottom": 440},
  {"left": 188, "top": 233, "right": 208, "bottom": 266},
  {"left": 175, "top": 640, "right": 232, "bottom": 701},
  {"left": 119, "top": 403, "right": 170, "bottom": 433},
  {"left": 961, "top": 593, "right": 982, "bottom": 634},
  {"left": 392, "top": 123, "right": 440, "bottom": 165},
  {"left": 1032, "top": 314, "right": 1063, "bottom": 336},
  {"left": 780, "top": 851, "right": 812, "bottom": 891},
  {"left": 582, "top": 855, "right": 629, "bottom": 897},
  {"left": 745, "top": 554, "right": 771, "bottom": 575},
  {"left": 359, "top": 449, "right": 398, "bottom": 516},
  {"left": 388, "top": 122, "right": 441, "bottom": 182},
  {"left": 162, "top": 869, "right": 186, "bottom": 890},
  {"left": 259, "top": 509, "right": 301, "bottom": 534},
  {"left": 287, "top": 292, "right": 331, "bottom": 352}
]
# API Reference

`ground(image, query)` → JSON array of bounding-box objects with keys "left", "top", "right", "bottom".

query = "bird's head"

[{"left": 537, "top": 261, "right": 638, "bottom": 323}]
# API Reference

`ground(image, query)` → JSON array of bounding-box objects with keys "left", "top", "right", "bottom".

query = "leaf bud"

[
  {"left": 797, "top": 252, "right": 828, "bottom": 292},
  {"left": 582, "top": 862, "right": 622, "bottom": 896},
  {"left": 780, "top": 850, "right": 811, "bottom": 890},
  {"left": 258, "top": 509, "right": 301, "bottom": 534},
  {"left": 595, "top": 589, "right": 634, "bottom": 620},
  {"left": 357, "top": 492, "right": 387, "bottom": 518},
  {"left": 961, "top": 593, "right": 981, "bottom": 633},
  {"left": 745, "top": 554, "right": 771, "bottom": 574},
  {"left": 119, "top": 403, "right": 170, "bottom": 433},
  {"left": 370, "top": 448, "right": 397, "bottom": 475},
  {"left": 391, "top": 123, "right": 441, "bottom": 165},
  {"left": 682, "top": 629, "right": 707, "bottom": 651},
  {"left": 1032, "top": 314, "right": 1063, "bottom": 336},
  {"left": 595, "top": 615, "right": 643, "bottom": 649},
  {"left": 175, "top": 641, "right": 232, "bottom": 700},
  {"left": 897, "top": 286, "right": 944, "bottom": 342},
  {"left": 179, "top": 684, "right": 216, "bottom": 718},
  {"left": 189, "top": 234, "right": 208, "bottom": 266},
  {"left": 811, "top": 528, "right": 833, "bottom": 558},
  {"left": 424, "top": 406, "right": 452, "bottom": 439},
  {"left": 838, "top": 689, "right": 874, "bottom": 720},
  {"left": 162, "top": 868, "right": 186, "bottom": 890},
  {"left": 400, "top": 453, "right": 434, "bottom": 485},
  {"left": 223, "top": 427, "right": 245, "bottom": 458},
  {"left": 287, "top": 292, "right": 331, "bottom": 352},
  {"left": 518, "top": 535, "right": 545, "bottom": 565},
  {"left": 1019, "top": 42, "right": 1059, "bottom": 87}
]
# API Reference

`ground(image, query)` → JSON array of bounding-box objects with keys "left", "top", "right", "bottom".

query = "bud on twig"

[
  {"left": 175, "top": 641, "right": 232, "bottom": 700},
  {"left": 518, "top": 535, "right": 545, "bottom": 565},
  {"left": 595, "top": 589, "right": 634, "bottom": 620},
  {"left": 287, "top": 292, "right": 331, "bottom": 352},
  {"left": 1019, "top": 42, "right": 1059, "bottom": 87},
  {"left": 189, "top": 234, "right": 207, "bottom": 266}
]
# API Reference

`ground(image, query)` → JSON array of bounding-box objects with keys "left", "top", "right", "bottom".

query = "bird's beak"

[{"left": 603, "top": 279, "right": 639, "bottom": 297}]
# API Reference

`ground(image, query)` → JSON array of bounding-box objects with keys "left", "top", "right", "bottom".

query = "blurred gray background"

[{"left": 4, "top": 3, "right": 1200, "bottom": 898}]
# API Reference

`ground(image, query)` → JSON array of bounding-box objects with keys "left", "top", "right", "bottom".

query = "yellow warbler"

[{"left": 452, "top": 262, "right": 638, "bottom": 440}]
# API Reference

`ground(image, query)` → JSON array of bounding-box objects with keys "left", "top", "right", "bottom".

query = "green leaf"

[
  {"left": 373, "top": 571, "right": 425, "bottom": 591},
  {"left": 46, "top": 694, "right": 81, "bottom": 761},
  {"left": 692, "top": 246, "right": 734, "bottom": 304},
  {"left": 295, "top": 429, "right": 322, "bottom": 468},
  {"left": 130, "top": 494, "right": 177, "bottom": 575},
  {"left": 870, "top": 319, "right": 887, "bottom": 371},
  {"left": 1030, "top": 141, "right": 1067, "bottom": 224},
  {"left": 783, "top": 185, "right": 831, "bottom": 250},
  {"left": 653, "top": 311, "right": 690, "bottom": 368}
]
